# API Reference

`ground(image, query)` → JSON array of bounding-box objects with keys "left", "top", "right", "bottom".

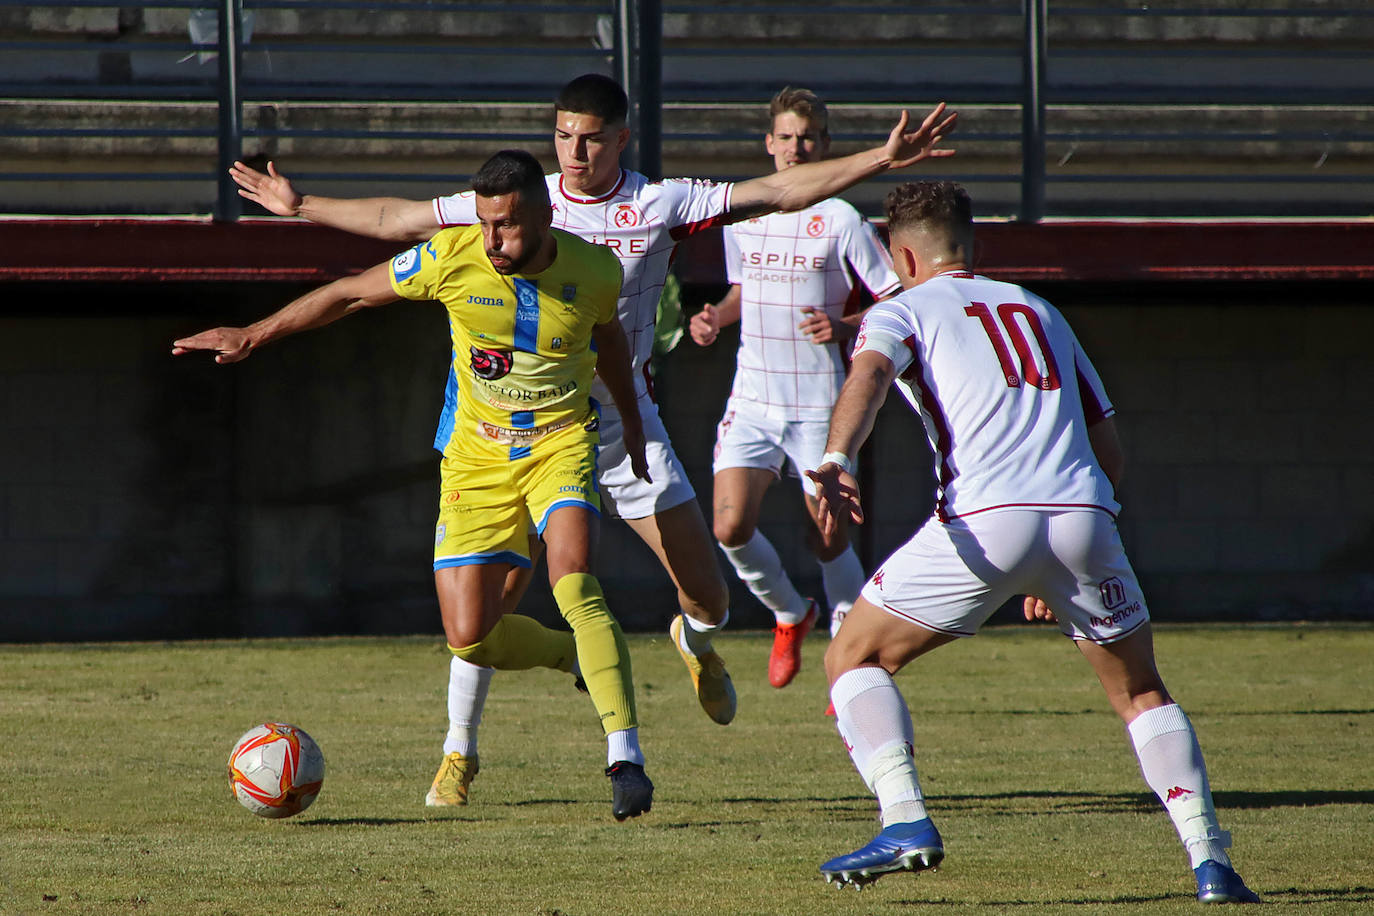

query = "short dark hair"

[
  {"left": 884, "top": 181, "right": 973, "bottom": 237},
  {"left": 554, "top": 73, "right": 629, "bottom": 125},
  {"left": 472, "top": 149, "right": 550, "bottom": 210},
  {"left": 769, "top": 86, "right": 828, "bottom": 137}
]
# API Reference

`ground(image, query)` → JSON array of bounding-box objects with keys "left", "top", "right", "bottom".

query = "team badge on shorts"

[{"left": 434, "top": 524, "right": 446, "bottom": 547}]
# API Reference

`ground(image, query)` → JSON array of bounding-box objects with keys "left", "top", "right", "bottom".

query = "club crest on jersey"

[
  {"left": 613, "top": 204, "right": 640, "bottom": 228},
  {"left": 562, "top": 284, "right": 577, "bottom": 302},
  {"left": 470, "top": 346, "right": 514, "bottom": 380},
  {"left": 807, "top": 215, "right": 826, "bottom": 238}
]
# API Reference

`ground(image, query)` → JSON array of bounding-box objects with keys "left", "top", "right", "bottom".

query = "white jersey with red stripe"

[
  {"left": 853, "top": 271, "right": 1119, "bottom": 521},
  {"left": 434, "top": 169, "right": 734, "bottom": 415},
  {"left": 724, "top": 199, "right": 900, "bottom": 421}
]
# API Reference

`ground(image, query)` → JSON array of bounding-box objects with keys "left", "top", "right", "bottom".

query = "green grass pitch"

[{"left": 2, "top": 624, "right": 1371, "bottom": 915}]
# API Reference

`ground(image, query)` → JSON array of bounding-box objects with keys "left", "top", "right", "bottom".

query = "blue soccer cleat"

[
  {"left": 820, "top": 818, "right": 944, "bottom": 890},
  {"left": 1194, "top": 860, "right": 1260, "bottom": 904}
]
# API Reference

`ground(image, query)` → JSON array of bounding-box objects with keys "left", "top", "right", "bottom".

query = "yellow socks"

[
  {"left": 553, "top": 572, "right": 638, "bottom": 735},
  {"left": 448, "top": 614, "right": 577, "bottom": 673}
]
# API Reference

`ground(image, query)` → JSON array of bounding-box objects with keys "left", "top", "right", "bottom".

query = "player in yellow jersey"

[{"left": 173, "top": 149, "right": 656, "bottom": 821}]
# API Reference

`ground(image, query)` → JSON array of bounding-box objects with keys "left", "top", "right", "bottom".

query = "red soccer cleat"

[{"left": 769, "top": 600, "right": 817, "bottom": 688}]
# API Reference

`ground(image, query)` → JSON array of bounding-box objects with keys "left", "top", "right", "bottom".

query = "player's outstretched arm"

[
  {"left": 688, "top": 284, "right": 741, "bottom": 347},
  {"left": 727, "top": 103, "right": 957, "bottom": 220},
  {"left": 804, "top": 349, "right": 896, "bottom": 537},
  {"left": 171, "top": 262, "right": 399, "bottom": 363},
  {"left": 229, "top": 160, "right": 440, "bottom": 242},
  {"left": 591, "top": 316, "right": 652, "bottom": 483}
]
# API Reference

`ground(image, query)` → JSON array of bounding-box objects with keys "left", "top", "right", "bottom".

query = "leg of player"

[
  {"left": 712, "top": 466, "right": 816, "bottom": 688},
  {"left": 623, "top": 499, "right": 738, "bottom": 725},
  {"left": 542, "top": 504, "right": 652, "bottom": 821},
  {"left": 1077, "top": 626, "right": 1260, "bottom": 904},
  {"left": 428, "top": 562, "right": 578, "bottom": 806},
  {"left": 427, "top": 560, "right": 579, "bottom": 807},
  {"left": 819, "top": 598, "right": 954, "bottom": 889},
  {"left": 802, "top": 489, "right": 867, "bottom": 639},
  {"left": 434, "top": 537, "right": 569, "bottom": 807}
]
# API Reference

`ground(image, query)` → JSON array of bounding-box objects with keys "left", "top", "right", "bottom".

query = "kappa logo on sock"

[{"left": 1166, "top": 785, "right": 1195, "bottom": 802}]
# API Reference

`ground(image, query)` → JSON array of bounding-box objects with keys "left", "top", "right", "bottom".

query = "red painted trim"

[
  {"left": 3, "top": 217, "right": 1372, "bottom": 284},
  {"left": 557, "top": 169, "right": 627, "bottom": 205}
]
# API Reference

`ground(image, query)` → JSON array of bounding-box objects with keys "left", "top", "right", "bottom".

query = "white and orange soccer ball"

[{"left": 227, "top": 722, "right": 325, "bottom": 818}]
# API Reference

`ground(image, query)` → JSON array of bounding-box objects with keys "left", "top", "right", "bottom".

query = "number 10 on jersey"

[{"left": 965, "top": 301, "right": 1061, "bottom": 390}]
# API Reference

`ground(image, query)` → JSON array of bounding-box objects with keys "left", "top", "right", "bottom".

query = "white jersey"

[
  {"left": 724, "top": 199, "right": 900, "bottom": 421},
  {"left": 434, "top": 169, "right": 734, "bottom": 414},
  {"left": 853, "top": 271, "right": 1118, "bottom": 521}
]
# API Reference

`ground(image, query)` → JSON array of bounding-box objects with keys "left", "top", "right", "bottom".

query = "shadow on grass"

[
  {"left": 802, "top": 788, "right": 1374, "bottom": 815},
  {"left": 892, "top": 892, "right": 1177, "bottom": 906},
  {"left": 888, "top": 886, "right": 1374, "bottom": 907},
  {"left": 302, "top": 816, "right": 438, "bottom": 826}
]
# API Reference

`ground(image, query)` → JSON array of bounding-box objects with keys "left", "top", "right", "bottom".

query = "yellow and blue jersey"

[{"left": 388, "top": 225, "right": 623, "bottom": 462}]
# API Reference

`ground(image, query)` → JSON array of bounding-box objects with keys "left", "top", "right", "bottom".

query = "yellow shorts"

[{"left": 433, "top": 422, "right": 600, "bottom": 570}]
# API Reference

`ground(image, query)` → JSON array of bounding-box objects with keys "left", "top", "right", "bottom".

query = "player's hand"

[
  {"left": 883, "top": 103, "right": 958, "bottom": 169},
  {"left": 804, "top": 463, "right": 864, "bottom": 538},
  {"left": 1022, "top": 595, "right": 1058, "bottom": 624},
  {"left": 623, "top": 426, "right": 653, "bottom": 484},
  {"left": 229, "top": 160, "right": 303, "bottom": 217},
  {"left": 689, "top": 303, "right": 719, "bottom": 346},
  {"left": 171, "top": 327, "right": 254, "bottom": 363},
  {"left": 799, "top": 308, "right": 842, "bottom": 344}
]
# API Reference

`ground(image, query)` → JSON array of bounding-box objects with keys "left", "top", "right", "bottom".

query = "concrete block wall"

[{"left": 1, "top": 278, "right": 1370, "bottom": 641}]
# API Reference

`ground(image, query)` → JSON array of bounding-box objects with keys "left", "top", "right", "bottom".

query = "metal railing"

[{"left": 2, "top": 1, "right": 1371, "bottom": 219}]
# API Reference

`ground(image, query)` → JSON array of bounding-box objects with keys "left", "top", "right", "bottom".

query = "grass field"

[{"left": 2, "top": 623, "right": 1371, "bottom": 915}]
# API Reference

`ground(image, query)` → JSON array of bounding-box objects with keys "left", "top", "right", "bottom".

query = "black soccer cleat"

[{"left": 605, "top": 761, "right": 653, "bottom": 821}]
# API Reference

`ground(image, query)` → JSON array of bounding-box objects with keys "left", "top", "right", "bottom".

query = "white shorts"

[
  {"left": 862, "top": 509, "right": 1149, "bottom": 644},
  {"left": 596, "top": 395, "right": 697, "bottom": 520},
  {"left": 711, "top": 401, "right": 830, "bottom": 497}
]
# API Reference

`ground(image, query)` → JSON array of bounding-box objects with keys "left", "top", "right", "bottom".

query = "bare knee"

[{"left": 713, "top": 514, "right": 754, "bottom": 548}]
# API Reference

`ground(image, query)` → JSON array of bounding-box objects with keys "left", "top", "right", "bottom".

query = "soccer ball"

[{"left": 227, "top": 722, "right": 325, "bottom": 818}]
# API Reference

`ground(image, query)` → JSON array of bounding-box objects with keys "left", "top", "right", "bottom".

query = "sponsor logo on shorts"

[
  {"left": 872, "top": 569, "right": 885, "bottom": 588},
  {"left": 444, "top": 490, "right": 461, "bottom": 504},
  {"left": 467, "top": 294, "right": 505, "bottom": 307},
  {"left": 557, "top": 485, "right": 589, "bottom": 495},
  {"left": 1099, "top": 576, "right": 1127, "bottom": 609},
  {"left": 1088, "top": 602, "right": 1141, "bottom": 630},
  {"left": 434, "top": 524, "right": 446, "bottom": 546},
  {"left": 470, "top": 346, "right": 513, "bottom": 380}
]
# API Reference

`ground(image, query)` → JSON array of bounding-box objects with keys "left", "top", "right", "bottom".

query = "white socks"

[
  {"left": 819, "top": 547, "right": 866, "bottom": 635},
  {"left": 1128, "top": 703, "right": 1232, "bottom": 869},
  {"left": 607, "top": 727, "right": 645, "bottom": 767},
  {"left": 443, "top": 656, "right": 493, "bottom": 758},
  {"left": 676, "top": 609, "right": 729, "bottom": 657},
  {"left": 720, "top": 532, "right": 810, "bottom": 624},
  {"left": 831, "top": 666, "right": 927, "bottom": 827}
]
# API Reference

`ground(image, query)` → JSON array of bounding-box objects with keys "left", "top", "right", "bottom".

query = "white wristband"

[{"left": 820, "top": 451, "right": 852, "bottom": 474}]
